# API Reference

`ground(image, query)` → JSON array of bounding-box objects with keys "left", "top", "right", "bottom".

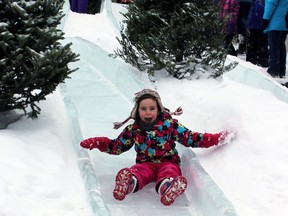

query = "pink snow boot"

[
  {"left": 113, "top": 168, "right": 137, "bottom": 201},
  {"left": 158, "top": 176, "right": 187, "bottom": 206}
]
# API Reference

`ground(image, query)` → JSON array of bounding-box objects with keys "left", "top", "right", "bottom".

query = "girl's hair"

[{"left": 113, "top": 89, "right": 183, "bottom": 130}]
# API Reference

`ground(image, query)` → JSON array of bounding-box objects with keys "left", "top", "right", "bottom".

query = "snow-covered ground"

[{"left": 1, "top": 1, "right": 288, "bottom": 216}]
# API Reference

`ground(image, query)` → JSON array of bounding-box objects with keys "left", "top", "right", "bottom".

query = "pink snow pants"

[{"left": 129, "top": 162, "right": 182, "bottom": 191}]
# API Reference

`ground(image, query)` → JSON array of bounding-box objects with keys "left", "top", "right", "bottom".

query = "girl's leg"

[
  {"left": 130, "top": 162, "right": 157, "bottom": 190},
  {"left": 156, "top": 162, "right": 182, "bottom": 186},
  {"left": 113, "top": 168, "right": 137, "bottom": 201},
  {"left": 113, "top": 162, "right": 157, "bottom": 201},
  {"left": 155, "top": 162, "right": 187, "bottom": 206}
]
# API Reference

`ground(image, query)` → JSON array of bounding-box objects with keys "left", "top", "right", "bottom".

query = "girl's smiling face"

[{"left": 138, "top": 98, "right": 159, "bottom": 124}]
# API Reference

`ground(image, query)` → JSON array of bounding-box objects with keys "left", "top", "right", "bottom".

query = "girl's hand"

[
  {"left": 80, "top": 137, "right": 110, "bottom": 151},
  {"left": 218, "top": 131, "right": 237, "bottom": 146}
]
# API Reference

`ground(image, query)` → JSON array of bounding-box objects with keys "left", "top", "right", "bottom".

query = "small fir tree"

[
  {"left": 0, "top": 0, "right": 79, "bottom": 119},
  {"left": 113, "top": 0, "right": 237, "bottom": 79}
]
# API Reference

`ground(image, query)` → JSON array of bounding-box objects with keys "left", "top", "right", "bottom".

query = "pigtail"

[
  {"left": 169, "top": 107, "right": 183, "bottom": 116},
  {"left": 113, "top": 116, "right": 132, "bottom": 130}
]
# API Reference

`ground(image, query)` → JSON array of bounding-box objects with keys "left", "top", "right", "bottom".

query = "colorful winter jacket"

[
  {"left": 263, "top": 0, "right": 288, "bottom": 32},
  {"left": 218, "top": 0, "right": 240, "bottom": 34},
  {"left": 101, "top": 113, "right": 219, "bottom": 165}
]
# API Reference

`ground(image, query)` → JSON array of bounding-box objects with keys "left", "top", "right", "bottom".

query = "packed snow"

[{"left": 0, "top": 1, "right": 288, "bottom": 216}]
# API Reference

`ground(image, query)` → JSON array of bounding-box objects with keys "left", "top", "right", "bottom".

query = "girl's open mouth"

[{"left": 144, "top": 117, "right": 153, "bottom": 123}]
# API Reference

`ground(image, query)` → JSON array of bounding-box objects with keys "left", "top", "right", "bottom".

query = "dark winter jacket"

[
  {"left": 102, "top": 113, "right": 219, "bottom": 165},
  {"left": 247, "top": 0, "right": 265, "bottom": 29}
]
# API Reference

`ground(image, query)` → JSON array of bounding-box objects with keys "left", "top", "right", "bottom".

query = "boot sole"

[
  {"left": 160, "top": 176, "right": 187, "bottom": 206},
  {"left": 113, "top": 168, "right": 132, "bottom": 201}
]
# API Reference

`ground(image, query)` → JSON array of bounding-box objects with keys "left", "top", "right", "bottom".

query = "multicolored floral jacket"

[
  {"left": 100, "top": 113, "right": 219, "bottom": 165},
  {"left": 218, "top": 0, "right": 240, "bottom": 34}
]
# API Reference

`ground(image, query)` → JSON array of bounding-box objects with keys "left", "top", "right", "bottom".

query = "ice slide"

[
  {"left": 59, "top": 2, "right": 239, "bottom": 216},
  {"left": 60, "top": 37, "right": 238, "bottom": 216}
]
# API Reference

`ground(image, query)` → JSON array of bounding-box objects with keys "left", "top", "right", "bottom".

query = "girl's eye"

[{"left": 140, "top": 106, "right": 156, "bottom": 111}]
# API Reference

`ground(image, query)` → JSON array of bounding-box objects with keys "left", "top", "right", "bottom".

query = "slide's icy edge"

[
  {"left": 59, "top": 83, "right": 111, "bottom": 216},
  {"left": 102, "top": 0, "right": 121, "bottom": 37},
  {"left": 181, "top": 147, "right": 238, "bottom": 216},
  {"left": 59, "top": 2, "right": 112, "bottom": 216},
  {"left": 225, "top": 57, "right": 288, "bottom": 102}
]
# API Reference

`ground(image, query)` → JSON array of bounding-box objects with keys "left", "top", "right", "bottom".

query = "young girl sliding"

[{"left": 80, "top": 89, "right": 235, "bottom": 206}]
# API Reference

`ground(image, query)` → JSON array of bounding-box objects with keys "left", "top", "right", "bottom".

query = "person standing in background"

[
  {"left": 237, "top": 0, "right": 252, "bottom": 54},
  {"left": 263, "top": 0, "right": 288, "bottom": 78},
  {"left": 218, "top": 0, "right": 240, "bottom": 56},
  {"left": 246, "top": 0, "right": 269, "bottom": 67}
]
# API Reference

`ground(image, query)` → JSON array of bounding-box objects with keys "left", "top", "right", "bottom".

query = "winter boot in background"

[
  {"left": 158, "top": 176, "right": 187, "bottom": 206},
  {"left": 113, "top": 168, "right": 137, "bottom": 200}
]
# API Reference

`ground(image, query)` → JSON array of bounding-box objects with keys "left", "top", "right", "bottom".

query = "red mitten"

[
  {"left": 80, "top": 137, "right": 110, "bottom": 151},
  {"left": 202, "top": 133, "right": 220, "bottom": 148}
]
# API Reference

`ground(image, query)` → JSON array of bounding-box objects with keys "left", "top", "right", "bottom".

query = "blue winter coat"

[
  {"left": 263, "top": 0, "right": 288, "bottom": 32},
  {"left": 248, "top": 0, "right": 265, "bottom": 29}
]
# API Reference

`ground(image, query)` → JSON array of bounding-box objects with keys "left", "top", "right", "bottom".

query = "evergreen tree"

[
  {"left": 113, "top": 0, "right": 237, "bottom": 79},
  {"left": 0, "top": 0, "right": 79, "bottom": 118}
]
